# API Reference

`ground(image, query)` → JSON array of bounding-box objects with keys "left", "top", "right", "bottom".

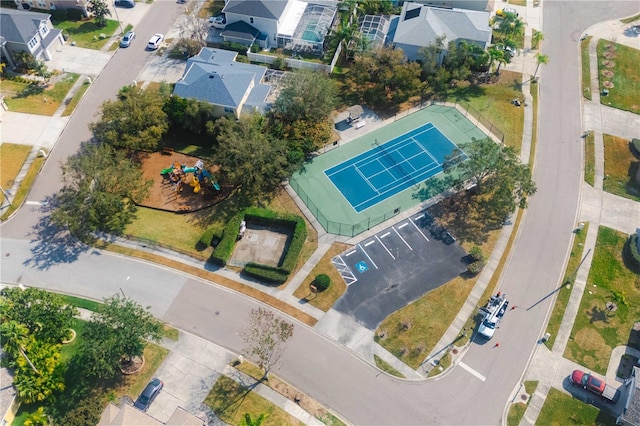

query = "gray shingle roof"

[
  {"left": 223, "top": 0, "right": 289, "bottom": 20},
  {"left": 393, "top": 2, "right": 491, "bottom": 49},
  {"left": 0, "top": 9, "right": 52, "bottom": 44},
  {"left": 173, "top": 48, "right": 270, "bottom": 111}
]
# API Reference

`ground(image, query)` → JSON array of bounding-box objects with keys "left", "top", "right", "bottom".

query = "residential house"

[
  {"left": 98, "top": 403, "right": 205, "bottom": 426},
  {"left": 0, "top": 8, "right": 64, "bottom": 68},
  {"left": 391, "top": 2, "right": 491, "bottom": 61},
  {"left": 221, "top": 0, "right": 338, "bottom": 53},
  {"left": 173, "top": 48, "right": 272, "bottom": 119},
  {"left": 618, "top": 366, "right": 640, "bottom": 426},
  {"left": 0, "top": 366, "right": 19, "bottom": 426},
  {"left": 409, "top": 0, "right": 493, "bottom": 12},
  {"left": 10, "top": 0, "right": 89, "bottom": 16}
]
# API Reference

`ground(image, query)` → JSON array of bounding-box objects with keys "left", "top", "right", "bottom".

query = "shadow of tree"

[
  {"left": 587, "top": 305, "right": 610, "bottom": 324},
  {"left": 14, "top": 82, "right": 46, "bottom": 99},
  {"left": 24, "top": 196, "right": 90, "bottom": 270}
]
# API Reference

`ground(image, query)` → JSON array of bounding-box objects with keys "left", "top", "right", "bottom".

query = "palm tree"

[
  {"left": 486, "top": 47, "right": 504, "bottom": 80},
  {"left": 0, "top": 321, "right": 39, "bottom": 373},
  {"left": 531, "top": 31, "right": 544, "bottom": 49},
  {"left": 533, "top": 53, "right": 549, "bottom": 79}
]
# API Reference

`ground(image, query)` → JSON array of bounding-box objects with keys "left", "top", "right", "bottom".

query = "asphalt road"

[{"left": 2, "top": 1, "right": 639, "bottom": 425}]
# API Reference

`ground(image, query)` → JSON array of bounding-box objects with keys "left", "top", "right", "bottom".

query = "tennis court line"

[{"left": 354, "top": 163, "right": 380, "bottom": 194}]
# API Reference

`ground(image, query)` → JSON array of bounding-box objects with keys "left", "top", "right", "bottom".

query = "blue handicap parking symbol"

[{"left": 355, "top": 261, "right": 369, "bottom": 273}]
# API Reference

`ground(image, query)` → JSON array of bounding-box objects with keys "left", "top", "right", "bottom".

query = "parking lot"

[{"left": 332, "top": 211, "right": 467, "bottom": 329}]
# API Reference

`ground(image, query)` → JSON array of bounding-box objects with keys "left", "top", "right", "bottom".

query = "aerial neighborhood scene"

[{"left": 1, "top": 0, "right": 640, "bottom": 424}]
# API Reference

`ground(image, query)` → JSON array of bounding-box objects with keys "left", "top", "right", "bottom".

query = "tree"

[
  {"left": 271, "top": 69, "right": 337, "bottom": 124},
  {"left": 0, "top": 287, "right": 78, "bottom": 344},
  {"left": 13, "top": 340, "right": 65, "bottom": 403},
  {"left": 497, "top": 14, "right": 524, "bottom": 40},
  {"left": 51, "top": 142, "right": 152, "bottom": 243},
  {"left": 0, "top": 320, "right": 36, "bottom": 372},
  {"left": 214, "top": 114, "right": 289, "bottom": 205},
  {"left": 163, "top": 95, "right": 217, "bottom": 136},
  {"left": 78, "top": 294, "right": 162, "bottom": 380},
  {"left": 241, "top": 307, "right": 294, "bottom": 380},
  {"left": 443, "top": 138, "right": 536, "bottom": 220},
  {"left": 532, "top": 31, "right": 544, "bottom": 49},
  {"left": 87, "top": 0, "right": 111, "bottom": 27},
  {"left": 533, "top": 53, "right": 549, "bottom": 79},
  {"left": 90, "top": 85, "right": 169, "bottom": 151}
]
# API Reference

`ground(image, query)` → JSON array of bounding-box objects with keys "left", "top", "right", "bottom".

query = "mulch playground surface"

[{"left": 136, "top": 151, "right": 231, "bottom": 212}]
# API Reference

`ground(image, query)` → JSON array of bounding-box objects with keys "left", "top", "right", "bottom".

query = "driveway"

[
  {"left": 47, "top": 45, "right": 112, "bottom": 76},
  {"left": 146, "top": 332, "right": 232, "bottom": 424}
]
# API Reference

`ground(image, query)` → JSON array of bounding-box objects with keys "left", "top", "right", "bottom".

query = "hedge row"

[
  {"left": 632, "top": 138, "right": 640, "bottom": 158},
  {"left": 244, "top": 263, "right": 289, "bottom": 285},
  {"left": 209, "top": 207, "right": 307, "bottom": 282},
  {"left": 210, "top": 212, "right": 244, "bottom": 266}
]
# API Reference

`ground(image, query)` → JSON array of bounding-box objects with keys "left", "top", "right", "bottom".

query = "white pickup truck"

[{"left": 478, "top": 293, "right": 509, "bottom": 339}]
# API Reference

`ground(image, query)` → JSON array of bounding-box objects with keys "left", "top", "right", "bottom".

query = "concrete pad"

[
  {"left": 47, "top": 45, "right": 113, "bottom": 76},
  {"left": 0, "top": 112, "right": 68, "bottom": 149},
  {"left": 230, "top": 225, "right": 289, "bottom": 267},
  {"left": 136, "top": 56, "right": 186, "bottom": 84},
  {"left": 314, "top": 309, "right": 375, "bottom": 361}
]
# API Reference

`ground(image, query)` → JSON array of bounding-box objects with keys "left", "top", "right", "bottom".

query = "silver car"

[{"left": 120, "top": 31, "right": 135, "bottom": 48}]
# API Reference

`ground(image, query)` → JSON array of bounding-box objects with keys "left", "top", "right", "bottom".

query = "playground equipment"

[{"left": 160, "top": 159, "right": 220, "bottom": 194}]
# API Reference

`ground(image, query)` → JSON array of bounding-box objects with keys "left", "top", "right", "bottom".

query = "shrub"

[
  {"left": 632, "top": 138, "right": 640, "bottom": 158},
  {"left": 66, "top": 8, "right": 84, "bottom": 21},
  {"left": 221, "top": 41, "right": 248, "bottom": 54},
  {"left": 469, "top": 246, "right": 485, "bottom": 263},
  {"left": 624, "top": 233, "right": 640, "bottom": 274},
  {"left": 467, "top": 261, "right": 484, "bottom": 276},
  {"left": 197, "top": 227, "right": 218, "bottom": 250},
  {"left": 244, "top": 263, "right": 289, "bottom": 284},
  {"left": 272, "top": 57, "right": 286, "bottom": 70},
  {"left": 250, "top": 43, "right": 260, "bottom": 53},
  {"left": 312, "top": 274, "right": 331, "bottom": 292}
]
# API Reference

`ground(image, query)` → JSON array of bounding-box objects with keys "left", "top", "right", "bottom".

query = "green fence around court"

[{"left": 289, "top": 178, "right": 401, "bottom": 237}]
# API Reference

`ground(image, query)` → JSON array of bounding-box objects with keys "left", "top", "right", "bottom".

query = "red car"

[{"left": 570, "top": 370, "right": 606, "bottom": 394}]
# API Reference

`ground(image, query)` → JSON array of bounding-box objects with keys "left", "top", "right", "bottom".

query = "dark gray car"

[{"left": 134, "top": 378, "right": 163, "bottom": 411}]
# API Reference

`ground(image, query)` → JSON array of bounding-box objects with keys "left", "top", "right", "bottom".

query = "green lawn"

[
  {"left": 603, "top": 134, "right": 640, "bottom": 201},
  {"left": 374, "top": 355, "right": 405, "bottom": 378},
  {"left": 545, "top": 222, "right": 589, "bottom": 349},
  {"left": 581, "top": 36, "right": 593, "bottom": 100},
  {"left": 62, "top": 79, "right": 91, "bottom": 116},
  {"left": 448, "top": 70, "right": 525, "bottom": 149},
  {"left": 585, "top": 132, "right": 596, "bottom": 186},
  {"left": 597, "top": 40, "right": 640, "bottom": 113},
  {"left": 205, "top": 375, "right": 302, "bottom": 426},
  {"left": 0, "top": 143, "right": 31, "bottom": 203},
  {"left": 1, "top": 73, "right": 80, "bottom": 115},
  {"left": 51, "top": 14, "right": 120, "bottom": 49},
  {"left": 564, "top": 226, "right": 640, "bottom": 374},
  {"left": 536, "top": 388, "right": 615, "bottom": 426},
  {"left": 507, "top": 402, "right": 527, "bottom": 426},
  {"left": 1, "top": 156, "right": 45, "bottom": 221}
]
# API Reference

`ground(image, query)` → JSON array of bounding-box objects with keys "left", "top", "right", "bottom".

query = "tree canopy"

[
  {"left": 443, "top": 138, "right": 536, "bottom": 222},
  {"left": 0, "top": 287, "right": 78, "bottom": 344},
  {"left": 51, "top": 142, "right": 152, "bottom": 243},
  {"left": 90, "top": 85, "right": 169, "bottom": 151},
  {"left": 87, "top": 0, "right": 111, "bottom": 27},
  {"left": 241, "top": 307, "right": 294, "bottom": 379},
  {"left": 271, "top": 69, "right": 337, "bottom": 124},
  {"left": 78, "top": 294, "right": 162, "bottom": 380},
  {"left": 214, "top": 114, "right": 289, "bottom": 205}
]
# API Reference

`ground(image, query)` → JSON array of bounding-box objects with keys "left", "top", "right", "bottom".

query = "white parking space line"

[
  {"left": 380, "top": 232, "right": 391, "bottom": 238},
  {"left": 411, "top": 219, "right": 430, "bottom": 241},
  {"left": 415, "top": 214, "right": 425, "bottom": 220},
  {"left": 398, "top": 223, "right": 409, "bottom": 229},
  {"left": 345, "top": 250, "right": 357, "bottom": 256},
  {"left": 25, "top": 200, "right": 45, "bottom": 206},
  {"left": 358, "top": 243, "right": 379, "bottom": 269},
  {"left": 459, "top": 362, "right": 486, "bottom": 382},
  {"left": 375, "top": 235, "right": 395, "bottom": 260},
  {"left": 393, "top": 227, "right": 413, "bottom": 250},
  {"left": 364, "top": 240, "right": 376, "bottom": 247}
]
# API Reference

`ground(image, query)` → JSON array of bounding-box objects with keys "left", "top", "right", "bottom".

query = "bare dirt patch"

[
  {"left": 603, "top": 81, "right": 615, "bottom": 89},
  {"left": 136, "top": 151, "right": 232, "bottom": 212},
  {"left": 602, "top": 70, "right": 614, "bottom": 78},
  {"left": 603, "top": 51, "right": 616, "bottom": 59},
  {"left": 603, "top": 60, "right": 615, "bottom": 68}
]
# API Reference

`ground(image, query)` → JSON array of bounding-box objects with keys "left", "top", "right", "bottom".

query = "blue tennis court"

[{"left": 324, "top": 123, "right": 466, "bottom": 212}]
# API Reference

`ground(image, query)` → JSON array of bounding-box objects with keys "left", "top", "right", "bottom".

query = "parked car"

[
  {"left": 120, "top": 31, "right": 135, "bottom": 48},
  {"left": 570, "top": 370, "right": 618, "bottom": 402},
  {"left": 115, "top": 0, "right": 135, "bottom": 8},
  {"left": 496, "top": 44, "right": 516, "bottom": 57},
  {"left": 209, "top": 15, "right": 226, "bottom": 29},
  {"left": 134, "top": 378, "right": 163, "bottom": 411},
  {"left": 496, "top": 7, "right": 518, "bottom": 17},
  {"left": 147, "top": 33, "right": 164, "bottom": 50}
]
